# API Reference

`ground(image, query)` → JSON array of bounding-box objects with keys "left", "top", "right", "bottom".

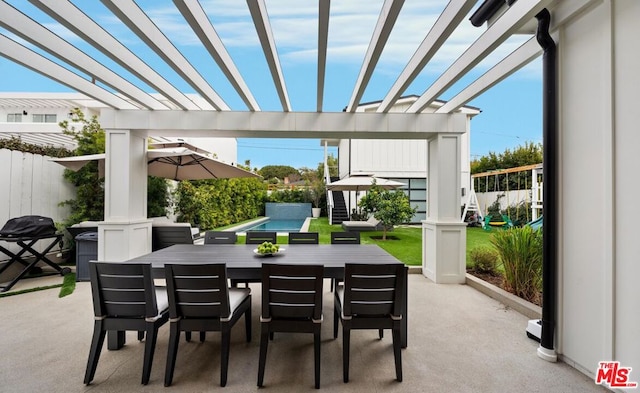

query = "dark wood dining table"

[{"left": 116, "top": 243, "right": 408, "bottom": 348}]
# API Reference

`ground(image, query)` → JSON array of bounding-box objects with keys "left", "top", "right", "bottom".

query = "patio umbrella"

[
  {"left": 326, "top": 173, "right": 405, "bottom": 192},
  {"left": 51, "top": 147, "right": 259, "bottom": 180}
]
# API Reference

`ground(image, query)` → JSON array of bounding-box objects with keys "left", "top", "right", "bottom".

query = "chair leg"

[
  {"left": 333, "top": 305, "right": 339, "bottom": 339},
  {"left": 220, "top": 329, "right": 231, "bottom": 387},
  {"left": 164, "top": 323, "right": 180, "bottom": 387},
  {"left": 138, "top": 331, "right": 145, "bottom": 341},
  {"left": 245, "top": 305, "right": 252, "bottom": 343},
  {"left": 257, "top": 325, "right": 270, "bottom": 387},
  {"left": 200, "top": 331, "right": 206, "bottom": 342},
  {"left": 84, "top": 320, "right": 106, "bottom": 385},
  {"left": 314, "top": 325, "right": 321, "bottom": 389},
  {"left": 392, "top": 325, "right": 403, "bottom": 382},
  {"left": 141, "top": 324, "right": 159, "bottom": 385},
  {"left": 379, "top": 329, "right": 384, "bottom": 339},
  {"left": 342, "top": 327, "right": 351, "bottom": 383},
  {"left": 185, "top": 331, "right": 192, "bottom": 342}
]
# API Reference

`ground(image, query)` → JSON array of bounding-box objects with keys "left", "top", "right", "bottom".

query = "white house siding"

[{"left": 558, "top": 0, "right": 640, "bottom": 378}]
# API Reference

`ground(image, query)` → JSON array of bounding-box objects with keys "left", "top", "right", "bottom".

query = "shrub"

[
  {"left": 490, "top": 226, "right": 543, "bottom": 303},
  {"left": 470, "top": 246, "right": 499, "bottom": 275}
]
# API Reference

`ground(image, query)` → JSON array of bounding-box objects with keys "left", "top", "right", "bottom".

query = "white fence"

[{"left": 0, "top": 149, "right": 75, "bottom": 262}]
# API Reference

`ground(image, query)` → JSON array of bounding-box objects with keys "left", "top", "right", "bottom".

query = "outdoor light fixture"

[{"left": 22, "top": 110, "right": 27, "bottom": 115}]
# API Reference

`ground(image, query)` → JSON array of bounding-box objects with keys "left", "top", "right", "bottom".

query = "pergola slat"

[
  {"left": 346, "top": 0, "right": 405, "bottom": 113},
  {"left": 247, "top": 0, "right": 291, "bottom": 112},
  {"left": 316, "top": 0, "right": 330, "bottom": 112}
]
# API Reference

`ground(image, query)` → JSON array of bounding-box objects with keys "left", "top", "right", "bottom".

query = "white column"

[
  {"left": 97, "top": 129, "right": 151, "bottom": 261},
  {"left": 422, "top": 133, "right": 467, "bottom": 283}
]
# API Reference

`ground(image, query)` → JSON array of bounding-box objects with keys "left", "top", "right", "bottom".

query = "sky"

[{"left": 0, "top": 0, "right": 542, "bottom": 170}]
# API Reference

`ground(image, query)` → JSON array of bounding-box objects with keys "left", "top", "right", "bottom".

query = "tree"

[
  {"left": 59, "top": 109, "right": 106, "bottom": 225},
  {"left": 258, "top": 165, "right": 299, "bottom": 180},
  {"left": 358, "top": 184, "right": 417, "bottom": 240},
  {"left": 317, "top": 153, "right": 338, "bottom": 179},
  {"left": 471, "top": 141, "right": 542, "bottom": 191}
]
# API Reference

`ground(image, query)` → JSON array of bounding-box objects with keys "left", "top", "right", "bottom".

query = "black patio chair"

[
  {"left": 333, "top": 263, "right": 404, "bottom": 383},
  {"left": 329, "top": 231, "right": 361, "bottom": 291},
  {"left": 204, "top": 231, "right": 237, "bottom": 244},
  {"left": 288, "top": 232, "right": 319, "bottom": 245},
  {"left": 330, "top": 231, "right": 361, "bottom": 244},
  {"left": 84, "top": 262, "right": 169, "bottom": 385},
  {"left": 164, "top": 264, "right": 251, "bottom": 387},
  {"left": 245, "top": 231, "right": 277, "bottom": 244},
  {"left": 257, "top": 263, "right": 324, "bottom": 389}
]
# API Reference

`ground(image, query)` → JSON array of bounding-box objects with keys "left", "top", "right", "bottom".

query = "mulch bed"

[{"left": 467, "top": 269, "right": 542, "bottom": 307}]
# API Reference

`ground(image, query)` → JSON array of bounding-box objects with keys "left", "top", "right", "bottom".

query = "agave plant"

[{"left": 490, "top": 226, "right": 543, "bottom": 303}]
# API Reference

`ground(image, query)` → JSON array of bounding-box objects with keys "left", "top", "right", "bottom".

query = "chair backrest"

[
  {"left": 331, "top": 231, "right": 360, "bottom": 244},
  {"left": 204, "top": 231, "right": 237, "bottom": 244},
  {"left": 89, "top": 262, "right": 159, "bottom": 319},
  {"left": 164, "top": 264, "right": 230, "bottom": 320},
  {"left": 342, "top": 263, "right": 404, "bottom": 318},
  {"left": 152, "top": 226, "right": 194, "bottom": 251},
  {"left": 288, "top": 232, "right": 319, "bottom": 245},
  {"left": 261, "top": 263, "right": 323, "bottom": 320},
  {"left": 246, "top": 231, "right": 277, "bottom": 244}
]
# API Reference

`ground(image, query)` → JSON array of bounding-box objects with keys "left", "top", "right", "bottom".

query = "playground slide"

[{"left": 527, "top": 215, "right": 543, "bottom": 230}]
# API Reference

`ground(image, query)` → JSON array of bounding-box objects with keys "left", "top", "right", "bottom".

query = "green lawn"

[{"left": 232, "top": 217, "right": 494, "bottom": 267}]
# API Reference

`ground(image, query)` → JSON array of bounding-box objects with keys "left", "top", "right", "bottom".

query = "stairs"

[{"left": 331, "top": 190, "right": 349, "bottom": 224}]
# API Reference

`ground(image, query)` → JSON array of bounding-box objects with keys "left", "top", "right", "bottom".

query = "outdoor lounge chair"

[
  {"left": 164, "top": 264, "right": 251, "bottom": 387},
  {"left": 334, "top": 263, "right": 404, "bottom": 383},
  {"left": 340, "top": 216, "right": 383, "bottom": 232},
  {"left": 257, "top": 263, "right": 324, "bottom": 389}
]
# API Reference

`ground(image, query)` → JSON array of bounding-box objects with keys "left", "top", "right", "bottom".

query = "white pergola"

[{"left": 0, "top": 0, "right": 592, "bottom": 283}]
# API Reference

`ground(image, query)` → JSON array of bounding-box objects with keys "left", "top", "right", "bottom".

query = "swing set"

[{"left": 462, "top": 163, "right": 543, "bottom": 231}]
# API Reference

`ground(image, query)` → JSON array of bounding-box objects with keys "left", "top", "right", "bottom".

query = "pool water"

[{"left": 243, "top": 219, "right": 305, "bottom": 232}]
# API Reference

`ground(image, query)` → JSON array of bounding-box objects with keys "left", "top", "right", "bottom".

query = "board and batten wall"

[
  {"left": 556, "top": 0, "right": 640, "bottom": 380},
  {"left": 0, "top": 148, "right": 75, "bottom": 259}
]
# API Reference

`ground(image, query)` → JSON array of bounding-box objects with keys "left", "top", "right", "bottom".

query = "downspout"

[{"left": 535, "top": 8, "right": 558, "bottom": 362}]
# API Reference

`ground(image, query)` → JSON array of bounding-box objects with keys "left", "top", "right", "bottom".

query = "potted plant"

[{"left": 309, "top": 178, "right": 325, "bottom": 218}]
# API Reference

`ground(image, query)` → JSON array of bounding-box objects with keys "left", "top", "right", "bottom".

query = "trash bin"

[{"left": 75, "top": 232, "right": 98, "bottom": 281}]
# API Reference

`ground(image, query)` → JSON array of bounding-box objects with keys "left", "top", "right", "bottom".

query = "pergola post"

[
  {"left": 97, "top": 129, "right": 152, "bottom": 261},
  {"left": 422, "top": 133, "right": 467, "bottom": 283}
]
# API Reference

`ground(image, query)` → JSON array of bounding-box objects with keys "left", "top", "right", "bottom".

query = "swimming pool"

[{"left": 241, "top": 219, "right": 305, "bottom": 232}]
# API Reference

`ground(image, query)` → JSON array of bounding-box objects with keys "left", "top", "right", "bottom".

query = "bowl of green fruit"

[{"left": 254, "top": 241, "right": 284, "bottom": 257}]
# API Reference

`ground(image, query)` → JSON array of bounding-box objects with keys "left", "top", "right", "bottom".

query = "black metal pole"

[{"left": 535, "top": 8, "right": 557, "bottom": 356}]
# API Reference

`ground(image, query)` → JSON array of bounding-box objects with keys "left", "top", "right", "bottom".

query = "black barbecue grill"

[{"left": 0, "top": 215, "right": 70, "bottom": 292}]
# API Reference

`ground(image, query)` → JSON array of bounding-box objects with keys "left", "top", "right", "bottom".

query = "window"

[
  {"left": 7, "top": 113, "right": 22, "bottom": 122},
  {"left": 32, "top": 114, "right": 57, "bottom": 123},
  {"left": 390, "top": 177, "right": 427, "bottom": 223}
]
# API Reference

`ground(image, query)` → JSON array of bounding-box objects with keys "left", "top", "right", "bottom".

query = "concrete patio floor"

[{"left": 0, "top": 272, "right": 606, "bottom": 393}]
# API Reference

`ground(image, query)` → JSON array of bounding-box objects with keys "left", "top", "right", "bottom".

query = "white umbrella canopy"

[
  {"left": 51, "top": 147, "right": 259, "bottom": 181},
  {"left": 326, "top": 173, "right": 405, "bottom": 192}
]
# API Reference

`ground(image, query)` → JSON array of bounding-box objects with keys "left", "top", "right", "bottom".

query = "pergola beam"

[
  {"left": 377, "top": 0, "right": 476, "bottom": 113},
  {"left": 346, "top": 0, "right": 404, "bottom": 113},
  {"left": 247, "top": 0, "right": 291, "bottom": 112},
  {"left": 0, "top": 2, "right": 168, "bottom": 111},
  {"left": 407, "top": 0, "right": 553, "bottom": 113},
  {"left": 101, "top": 0, "right": 229, "bottom": 111},
  {"left": 29, "top": 0, "right": 202, "bottom": 111},
  {"left": 0, "top": 34, "right": 137, "bottom": 110},
  {"left": 100, "top": 109, "right": 467, "bottom": 140},
  {"left": 174, "top": 0, "right": 260, "bottom": 111},
  {"left": 316, "top": 0, "right": 330, "bottom": 112}
]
